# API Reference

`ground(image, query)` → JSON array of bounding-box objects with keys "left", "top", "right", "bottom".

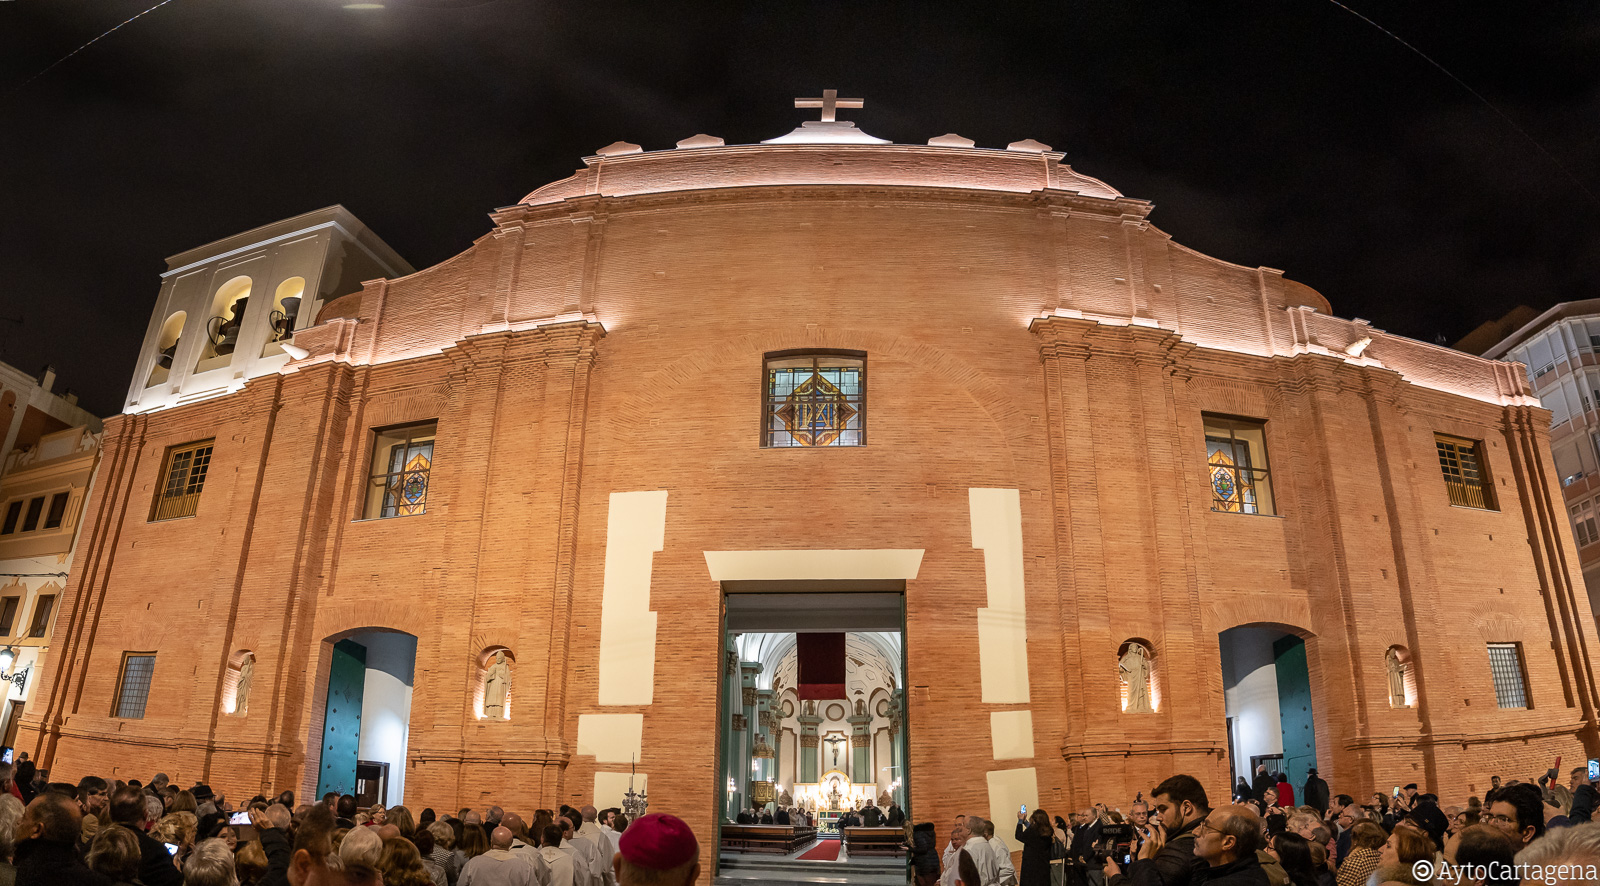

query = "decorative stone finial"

[
  {"left": 1006, "top": 138, "right": 1052, "bottom": 153},
  {"left": 928, "top": 133, "right": 976, "bottom": 148},
  {"left": 595, "top": 141, "right": 643, "bottom": 157},
  {"left": 676, "top": 134, "right": 726, "bottom": 149}
]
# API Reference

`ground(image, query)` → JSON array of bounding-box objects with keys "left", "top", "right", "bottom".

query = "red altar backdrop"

[{"left": 797, "top": 632, "right": 846, "bottom": 700}]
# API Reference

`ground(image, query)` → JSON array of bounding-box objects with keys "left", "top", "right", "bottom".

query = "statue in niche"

[
  {"left": 1386, "top": 648, "right": 1407, "bottom": 707},
  {"left": 233, "top": 654, "right": 254, "bottom": 716},
  {"left": 804, "top": 700, "right": 817, "bottom": 717},
  {"left": 1118, "top": 642, "right": 1154, "bottom": 714},
  {"left": 483, "top": 651, "right": 512, "bottom": 719},
  {"left": 855, "top": 699, "right": 866, "bottom": 716}
]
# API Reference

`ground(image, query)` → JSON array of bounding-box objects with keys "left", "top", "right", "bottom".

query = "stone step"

[{"left": 715, "top": 856, "right": 907, "bottom": 885}]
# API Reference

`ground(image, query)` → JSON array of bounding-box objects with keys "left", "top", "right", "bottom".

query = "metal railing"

[
  {"left": 151, "top": 490, "right": 202, "bottom": 521},
  {"left": 1444, "top": 479, "right": 1492, "bottom": 510}
]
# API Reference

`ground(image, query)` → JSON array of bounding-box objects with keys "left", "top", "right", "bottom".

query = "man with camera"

[{"left": 1103, "top": 775, "right": 1209, "bottom": 886}]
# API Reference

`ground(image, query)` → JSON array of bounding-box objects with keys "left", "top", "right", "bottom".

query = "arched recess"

[
  {"left": 262, "top": 277, "right": 306, "bottom": 357},
  {"left": 221, "top": 649, "right": 254, "bottom": 716},
  {"left": 195, "top": 276, "right": 252, "bottom": 371},
  {"left": 1385, "top": 645, "right": 1418, "bottom": 709},
  {"left": 1117, "top": 637, "right": 1161, "bottom": 713},
  {"left": 146, "top": 311, "right": 186, "bottom": 387},
  {"left": 473, "top": 645, "right": 515, "bottom": 721},
  {"left": 306, "top": 627, "right": 418, "bottom": 808},
  {"left": 1217, "top": 621, "right": 1325, "bottom": 794}
]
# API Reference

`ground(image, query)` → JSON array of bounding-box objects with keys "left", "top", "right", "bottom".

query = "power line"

[
  {"left": 5, "top": 0, "right": 181, "bottom": 98},
  {"left": 1323, "top": 0, "right": 1600, "bottom": 208}
]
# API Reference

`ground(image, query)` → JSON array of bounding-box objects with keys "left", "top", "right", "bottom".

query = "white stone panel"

[
  {"left": 989, "top": 710, "right": 1035, "bottom": 761},
  {"left": 986, "top": 767, "right": 1040, "bottom": 854},
  {"left": 970, "top": 488, "right": 1030, "bottom": 704},
  {"left": 577, "top": 713, "right": 645, "bottom": 763},
  {"left": 703, "top": 549, "right": 924, "bottom": 581},
  {"left": 599, "top": 490, "right": 668, "bottom": 706},
  {"left": 593, "top": 772, "right": 649, "bottom": 810}
]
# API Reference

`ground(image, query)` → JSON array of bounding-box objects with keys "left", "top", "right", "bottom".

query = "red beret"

[{"left": 618, "top": 813, "right": 698, "bottom": 870}]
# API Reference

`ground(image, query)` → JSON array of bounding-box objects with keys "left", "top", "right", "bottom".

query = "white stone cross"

[{"left": 795, "top": 89, "right": 863, "bottom": 123}]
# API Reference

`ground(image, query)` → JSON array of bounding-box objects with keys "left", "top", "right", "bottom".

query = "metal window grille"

[
  {"left": 0, "top": 597, "right": 19, "bottom": 635},
  {"left": 1487, "top": 643, "right": 1529, "bottom": 709},
  {"left": 43, "top": 493, "right": 67, "bottom": 530},
  {"left": 1436, "top": 435, "right": 1495, "bottom": 509},
  {"left": 27, "top": 595, "right": 53, "bottom": 639},
  {"left": 368, "top": 424, "right": 436, "bottom": 519},
  {"left": 1204, "top": 416, "right": 1275, "bottom": 515},
  {"left": 114, "top": 653, "right": 156, "bottom": 719},
  {"left": 762, "top": 353, "right": 866, "bottom": 447},
  {"left": 151, "top": 441, "right": 214, "bottom": 521}
]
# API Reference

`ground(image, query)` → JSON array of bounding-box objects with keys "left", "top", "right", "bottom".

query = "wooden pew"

[
  {"left": 842, "top": 826, "right": 907, "bottom": 857},
  {"left": 719, "top": 824, "right": 819, "bottom": 854}
]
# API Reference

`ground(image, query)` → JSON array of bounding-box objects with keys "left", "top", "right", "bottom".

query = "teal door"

[
  {"left": 316, "top": 639, "right": 366, "bottom": 798},
  {"left": 1272, "top": 635, "right": 1317, "bottom": 791}
]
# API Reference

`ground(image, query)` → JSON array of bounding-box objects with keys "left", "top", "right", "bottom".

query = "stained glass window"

[
  {"left": 114, "top": 653, "right": 156, "bottom": 719},
  {"left": 366, "top": 422, "right": 437, "bottom": 519},
  {"left": 1203, "top": 415, "right": 1275, "bottom": 515},
  {"left": 1436, "top": 434, "right": 1495, "bottom": 510},
  {"left": 150, "top": 441, "right": 214, "bottom": 521},
  {"left": 763, "top": 352, "right": 866, "bottom": 447},
  {"left": 1487, "top": 643, "right": 1529, "bottom": 709}
]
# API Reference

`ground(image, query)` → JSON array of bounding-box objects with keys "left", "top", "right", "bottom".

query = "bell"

[{"left": 214, "top": 296, "right": 249, "bottom": 356}]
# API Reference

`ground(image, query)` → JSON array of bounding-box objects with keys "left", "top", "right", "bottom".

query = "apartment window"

[
  {"left": 0, "top": 502, "right": 18, "bottom": 536},
  {"left": 0, "top": 597, "right": 19, "bottom": 636},
  {"left": 1574, "top": 500, "right": 1599, "bottom": 548},
  {"left": 1435, "top": 434, "right": 1496, "bottom": 510},
  {"left": 365, "top": 423, "right": 437, "bottom": 519},
  {"left": 150, "top": 440, "right": 214, "bottom": 521},
  {"left": 1487, "top": 643, "right": 1530, "bottom": 709},
  {"left": 1204, "top": 414, "right": 1276, "bottom": 515},
  {"left": 19, "top": 497, "right": 43, "bottom": 533},
  {"left": 26, "top": 595, "right": 53, "bottom": 638},
  {"left": 42, "top": 492, "right": 68, "bottom": 530},
  {"left": 762, "top": 351, "right": 866, "bottom": 447},
  {"left": 113, "top": 653, "right": 156, "bottom": 719}
]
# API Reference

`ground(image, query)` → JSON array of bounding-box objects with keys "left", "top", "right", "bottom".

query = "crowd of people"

[
  {"left": 915, "top": 765, "right": 1600, "bottom": 886},
  {"left": 7, "top": 754, "right": 1600, "bottom": 886},
  {"left": 0, "top": 761, "right": 702, "bottom": 886}
]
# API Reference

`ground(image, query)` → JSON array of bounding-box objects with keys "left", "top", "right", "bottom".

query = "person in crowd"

[
  {"left": 1333, "top": 821, "right": 1383, "bottom": 886},
  {"left": 1261, "top": 787, "right": 1278, "bottom": 810},
  {"left": 340, "top": 824, "right": 383, "bottom": 867},
  {"left": 1267, "top": 833, "right": 1318, "bottom": 886},
  {"left": 235, "top": 840, "right": 269, "bottom": 886},
  {"left": 13, "top": 753, "right": 36, "bottom": 805},
  {"left": 1234, "top": 778, "right": 1253, "bottom": 802},
  {"left": 1371, "top": 826, "right": 1433, "bottom": 886},
  {"left": 391, "top": 806, "right": 419, "bottom": 840},
  {"left": 1273, "top": 774, "right": 1295, "bottom": 809},
  {"left": 1514, "top": 820, "right": 1600, "bottom": 876},
  {"left": 107, "top": 783, "right": 182, "bottom": 886},
  {"left": 612, "top": 813, "right": 698, "bottom": 886},
  {"left": 961, "top": 814, "right": 1001, "bottom": 885},
  {"left": 458, "top": 827, "right": 534, "bottom": 886},
  {"left": 1486, "top": 782, "right": 1545, "bottom": 850},
  {"left": 1443, "top": 825, "right": 1516, "bottom": 886},
  {"left": 335, "top": 795, "right": 358, "bottom": 830},
  {"left": 1105, "top": 774, "right": 1208, "bottom": 886},
  {"left": 1191, "top": 804, "right": 1268, "bottom": 885},
  {"left": 77, "top": 776, "right": 109, "bottom": 847},
  {"left": 459, "top": 818, "right": 490, "bottom": 862},
  {"left": 1301, "top": 770, "right": 1328, "bottom": 817},
  {"left": 14, "top": 791, "right": 109, "bottom": 885},
  {"left": 577, "top": 804, "right": 616, "bottom": 885},
  {"left": 977, "top": 819, "right": 1015, "bottom": 886},
  {"left": 379, "top": 835, "right": 435, "bottom": 886},
  {"left": 1251, "top": 766, "right": 1276, "bottom": 803},
  {"left": 1013, "top": 809, "right": 1055, "bottom": 886},
  {"left": 888, "top": 802, "right": 907, "bottom": 827},
  {"left": 427, "top": 820, "right": 461, "bottom": 886},
  {"left": 185, "top": 837, "right": 242, "bottom": 886},
  {"left": 86, "top": 824, "right": 143, "bottom": 886},
  {"left": 912, "top": 821, "right": 941, "bottom": 886},
  {"left": 558, "top": 812, "right": 602, "bottom": 885},
  {"left": 538, "top": 824, "right": 579, "bottom": 886}
]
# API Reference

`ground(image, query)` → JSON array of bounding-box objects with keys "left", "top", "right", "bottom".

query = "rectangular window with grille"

[
  {"left": 1573, "top": 500, "right": 1598, "bottom": 548},
  {"left": 26, "top": 594, "right": 53, "bottom": 638},
  {"left": 113, "top": 652, "right": 156, "bottom": 719},
  {"left": 1204, "top": 414, "right": 1276, "bottom": 515},
  {"left": 763, "top": 352, "right": 866, "bottom": 447},
  {"left": 43, "top": 492, "right": 68, "bottom": 530},
  {"left": 0, "top": 597, "right": 19, "bottom": 636},
  {"left": 364, "top": 422, "right": 437, "bottom": 519},
  {"left": 1435, "top": 434, "right": 1496, "bottom": 510},
  {"left": 1487, "top": 643, "right": 1530, "bottom": 709},
  {"left": 150, "top": 441, "right": 214, "bottom": 521}
]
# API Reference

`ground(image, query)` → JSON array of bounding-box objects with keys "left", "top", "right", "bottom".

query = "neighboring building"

[
  {"left": 0, "top": 364, "right": 102, "bottom": 748},
  {"left": 1478, "top": 300, "right": 1600, "bottom": 633},
  {"left": 20, "top": 99, "right": 1600, "bottom": 861}
]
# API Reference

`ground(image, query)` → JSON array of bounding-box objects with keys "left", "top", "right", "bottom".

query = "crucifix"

[
  {"left": 795, "top": 89, "right": 863, "bottom": 123},
  {"left": 824, "top": 734, "right": 846, "bottom": 770}
]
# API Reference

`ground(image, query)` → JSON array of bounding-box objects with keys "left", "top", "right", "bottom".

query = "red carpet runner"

[{"left": 797, "top": 840, "right": 843, "bottom": 861}]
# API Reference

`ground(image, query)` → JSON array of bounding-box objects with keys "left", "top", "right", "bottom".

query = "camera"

[{"left": 1089, "top": 823, "right": 1136, "bottom": 866}]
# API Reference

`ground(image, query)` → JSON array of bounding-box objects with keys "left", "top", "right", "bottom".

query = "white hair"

[
  {"left": 143, "top": 795, "right": 164, "bottom": 824},
  {"left": 0, "top": 793, "right": 22, "bottom": 860},
  {"left": 339, "top": 823, "right": 383, "bottom": 866},
  {"left": 1517, "top": 821, "right": 1600, "bottom": 867},
  {"left": 183, "top": 838, "right": 239, "bottom": 886}
]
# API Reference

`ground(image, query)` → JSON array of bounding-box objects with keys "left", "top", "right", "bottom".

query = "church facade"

[{"left": 21, "top": 101, "right": 1600, "bottom": 856}]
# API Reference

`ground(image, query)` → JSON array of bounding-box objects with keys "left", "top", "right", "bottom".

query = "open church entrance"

[
  {"left": 718, "top": 590, "right": 909, "bottom": 875},
  {"left": 312, "top": 630, "right": 418, "bottom": 808},
  {"left": 1219, "top": 625, "right": 1320, "bottom": 799}
]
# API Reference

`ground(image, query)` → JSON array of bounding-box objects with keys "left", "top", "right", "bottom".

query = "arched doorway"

[
  {"left": 1219, "top": 624, "right": 1320, "bottom": 798},
  {"left": 311, "top": 629, "right": 418, "bottom": 807}
]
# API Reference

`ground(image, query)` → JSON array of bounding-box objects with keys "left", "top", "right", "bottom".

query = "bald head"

[
  {"left": 377, "top": 823, "right": 401, "bottom": 841},
  {"left": 491, "top": 827, "right": 514, "bottom": 850},
  {"left": 581, "top": 805, "right": 598, "bottom": 822},
  {"left": 501, "top": 812, "right": 525, "bottom": 836}
]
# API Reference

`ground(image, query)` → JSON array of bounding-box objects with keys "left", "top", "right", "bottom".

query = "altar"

[{"left": 792, "top": 770, "right": 873, "bottom": 836}]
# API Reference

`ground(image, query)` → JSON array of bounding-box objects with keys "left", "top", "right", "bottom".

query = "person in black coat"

[
  {"left": 1014, "top": 809, "right": 1056, "bottom": 886},
  {"left": 776, "top": 807, "right": 792, "bottom": 825},
  {"left": 735, "top": 809, "right": 754, "bottom": 824},
  {"left": 105, "top": 785, "right": 181, "bottom": 886},
  {"left": 1250, "top": 766, "right": 1276, "bottom": 803},
  {"left": 863, "top": 804, "right": 884, "bottom": 827},
  {"left": 1301, "top": 769, "right": 1330, "bottom": 816},
  {"left": 15, "top": 793, "right": 113, "bottom": 886},
  {"left": 887, "top": 804, "right": 906, "bottom": 827},
  {"left": 911, "top": 822, "right": 941, "bottom": 886}
]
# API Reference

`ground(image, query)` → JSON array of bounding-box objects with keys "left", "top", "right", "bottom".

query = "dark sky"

[{"left": 3, "top": 0, "right": 1597, "bottom": 416}]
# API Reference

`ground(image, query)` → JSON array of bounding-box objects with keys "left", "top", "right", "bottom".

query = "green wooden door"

[{"left": 316, "top": 639, "right": 367, "bottom": 798}]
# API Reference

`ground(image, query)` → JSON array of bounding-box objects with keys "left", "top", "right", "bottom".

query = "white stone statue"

[
  {"left": 1119, "top": 642, "right": 1154, "bottom": 714},
  {"left": 1386, "top": 648, "right": 1407, "bottom": 707},
  {"left": 483, "top": 651, "right": 511, "bottom": 719},
  {"left": 234, "top": 654, "right": 254, "bottom": 716}
]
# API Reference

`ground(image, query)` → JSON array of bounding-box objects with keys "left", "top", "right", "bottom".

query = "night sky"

[{"left": 3, "top": 1, "right": 1597, "bottom": 416}]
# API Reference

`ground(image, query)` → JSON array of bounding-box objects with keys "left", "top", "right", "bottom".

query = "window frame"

[
  {"left": 362, "top": 421, "right": 438, "bottom": 520},
  {"left": 19, "top": 497, "right": 43, "bottom": 533},
  {"left": 1435, "top": 433, "right": 1497, "bottom": 510},
  {"left": 0, "top": 597, "right": 19, "bottom": 636},
  {"left": 1486, "top": 642, "right": 1531, "bottom": 710},
  {"left": 26, "top": 594, "right": 54, "bottom": 639},
  {"left": 0, "top": 501, "right": 19, "bottom": 536},
  {"left": 112, "top": 652, "right": 157, "bottom": 719},
  {"left": 42, "top": 492, "right": 68, "bottom": 530},
  {"left": 760, "top": 349, "right": 868, "bottom": 449},
  {"left": 1202, "top": 413, "right": 1277, "bottom": 516},
  {"left": 149, "top": 440, "right": 215, "bottom": 522}
]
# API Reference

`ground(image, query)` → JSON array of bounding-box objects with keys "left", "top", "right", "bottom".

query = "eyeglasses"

[
  {"left": 1483, "top": 814, "right": 1518, "bottom": 826},
  {"left": 1193, "top": 821, "right": 1217, "bottom": 836}
]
